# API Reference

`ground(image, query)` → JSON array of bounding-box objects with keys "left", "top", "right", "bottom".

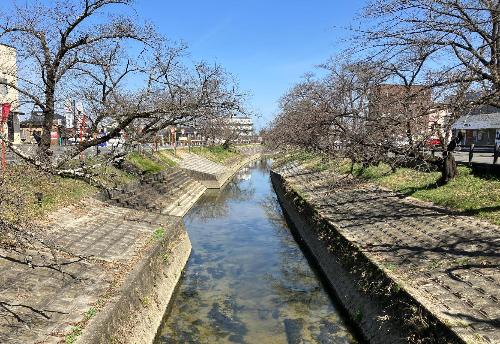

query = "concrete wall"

[{"left": 79, "top": 218, "right": 192, "bottom": 344}]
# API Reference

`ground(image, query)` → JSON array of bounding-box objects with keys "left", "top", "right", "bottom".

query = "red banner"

[{"left": 1, "top": 103, "right": 10, "bottom": 123}]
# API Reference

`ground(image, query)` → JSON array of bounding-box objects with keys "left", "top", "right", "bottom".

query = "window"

[{"left": 0, "top": 78, "right": 7, "bottom": 96}]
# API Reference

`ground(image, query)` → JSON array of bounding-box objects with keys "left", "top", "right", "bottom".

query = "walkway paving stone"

[
  {"left": 0, "top": 198, "right": 177, "bottom": 343},
  {"left": 277, "top": 161, "right": 500, "bottom": 344}
]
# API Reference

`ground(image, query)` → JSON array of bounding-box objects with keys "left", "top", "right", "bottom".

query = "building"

[
  {"left": 369, "top": 84, "right": 433, "bottom": 140},
  {"left": 0, "top": 44, "right": 21, "bottom": 144},
  {"left": 20, "top": 112, "right": 68, "bottom": 145},
  {"left": 227, "top": 117, "right": 255, "bottom": 143},
  {"left": 452, "top": 113, "right": 500, "bottom": 147}
]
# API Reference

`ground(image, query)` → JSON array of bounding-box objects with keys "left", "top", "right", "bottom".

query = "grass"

[
  {"left": 154, "top": 150, "right": 177, "bottom": 167},
  {"left": 353, "top": 164, "right": 500, "bottom": 226},
  {"left": 0, "top": 164, "right": 97, "bottom": 224},
  {"left": 273, "top": 150, "right": 320, "bottom": 168},
  {"left": 126, "top": 152, "right": 166, "bottom": 174},
  {"left": 275, "top": 150, "right": 500, "bottom": 225},
  {"left": 273, "top": 150, "right": 348, "bottom": 175},
  {"left": 189, "top": 145, "right": 241, "bottom": 164},
  {"left": 65, "top": 326, "right": 82, "bottom": 344},
  {"left": 84, "top": 307, "right": 97, "bottom": 320},
  {"left": 153, "top": 227, "right": 165, "bottom": 241},
  {"left": 0, "top": 154, "right": 140, "bottom": 226}
]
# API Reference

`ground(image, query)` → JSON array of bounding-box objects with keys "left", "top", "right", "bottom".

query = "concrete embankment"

[
  {"left": 271, "top": 162, "right": 499, "bottom": 344},
  {"left": 79, "top": 218, "right": 191, "bottom": 344},
  {"left": 178, "top": 152, "right": 263, "bottom": 189}
]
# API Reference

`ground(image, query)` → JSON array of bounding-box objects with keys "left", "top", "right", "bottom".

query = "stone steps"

[
  {"left": 105, "top": 168, "right": 206, "bottom": 217},
  {"left": 162, "top": 180, "right": 206, "bottom": 217},
  {"left": 178, "top": 153, "right": 226, "bottom": 177}
]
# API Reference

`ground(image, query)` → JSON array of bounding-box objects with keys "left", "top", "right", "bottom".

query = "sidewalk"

[
  {"left": 277, "top": 162, "right": 499, "bottom": 343},
  {"left": 0, "top": 185, "right": 193, "bottom": 343}
]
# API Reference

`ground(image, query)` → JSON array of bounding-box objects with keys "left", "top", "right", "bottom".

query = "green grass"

[
  {"left": 153, "top": 227, "right": 165, "bottom": 241},
  {"left": 272, "top": 150, "right": 324, "bottom": 168},
  {"left": 126, "top": 152, "right": 166, "bottom": 174},
  {"left": 155, "top": 151, "right": 177, "bottom": 167},
  {"left": 354, "top": 164, "right": 500, "bottom": 225},
  {"left": 277, "top": 150, "right": 500, "bottom": 225},
  {"left": 84, "top": 307, "right": 97, "bottom": 320},
  {"left": 189, "top": 145, "right": 241, "bottom": 164},
  {"left": 65, "top": 326, "right": 82, "bottom": 344}
]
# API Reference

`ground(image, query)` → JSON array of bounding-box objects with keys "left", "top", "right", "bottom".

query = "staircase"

[
  {"left": 178, "top": 153, "right": 228, "bottom": 188},
  {"left": 105, "top": 168, "right": 206, "bottom": 217}
]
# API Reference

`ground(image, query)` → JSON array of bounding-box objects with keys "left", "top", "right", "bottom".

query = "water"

[{"left": 157, "top": 159, "right": 357, "bottom": 344}]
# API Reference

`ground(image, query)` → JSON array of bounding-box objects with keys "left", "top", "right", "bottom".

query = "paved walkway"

[
  {"left": 278, "top": 162, "right": 500, "bottom": 344},
  {"left": 0, "top": 198, "right": 176, "bottom": 343}
]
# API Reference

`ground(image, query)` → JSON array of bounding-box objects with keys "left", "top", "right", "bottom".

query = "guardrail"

[
  {"left": 462, "top": 144, "right": 499, "bottom": 165},
  {"left": 458, "top": 144, "right": 495, "bottom": 153}
]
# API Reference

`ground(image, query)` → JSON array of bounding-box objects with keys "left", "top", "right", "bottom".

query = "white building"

[
  {"left": 0, "top": 44, "right": 20, "bottom": 144},
  {"left": 452, "top": 113, "right": 500, "bottom": 147},
  {"left": 228, "top": 117, "right": 255, "bottom": 143}
]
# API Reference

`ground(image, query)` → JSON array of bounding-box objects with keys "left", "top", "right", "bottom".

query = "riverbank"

[
  {"left": 0, "top": 145, "right": 262, "bottom": 343},
  {"left": 271, "top": 160, "right": 499, "bottom": 344}
]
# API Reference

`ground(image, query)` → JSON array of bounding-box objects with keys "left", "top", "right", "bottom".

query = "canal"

[{"left": 157, "top": 159, "right": 357, "bottom": 343}]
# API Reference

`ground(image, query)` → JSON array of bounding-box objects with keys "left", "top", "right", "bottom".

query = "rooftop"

[{"left": 452, "top": 113, "right": 500, "bottom": 130}]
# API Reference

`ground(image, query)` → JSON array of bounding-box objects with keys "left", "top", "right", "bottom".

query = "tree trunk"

[
  {"left": 39, "top": 84, "right": 56, "bottom": 160},
  {"left": 441, "top": 151, "right": 458, "bottom": 184}
]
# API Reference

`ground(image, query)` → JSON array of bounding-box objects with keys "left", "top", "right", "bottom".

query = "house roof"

[{"left": 452, "top": 113, "right": 500, "bottom": 130}]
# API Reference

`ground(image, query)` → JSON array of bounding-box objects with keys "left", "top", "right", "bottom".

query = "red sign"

[{"left": 1, "top": 103, "right": 10, "bottom": 122}]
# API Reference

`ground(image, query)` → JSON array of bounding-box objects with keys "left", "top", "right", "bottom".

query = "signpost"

[{"left": 171, "top": 127, "right": 176, "bottom": 156}]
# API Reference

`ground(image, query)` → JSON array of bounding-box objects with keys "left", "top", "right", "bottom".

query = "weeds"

[
  {"left": 153, "top": 227, "right": 165, "bottom": 241},
  {"left": 65, "top": 326, "right": 82, "bottom": 344}
]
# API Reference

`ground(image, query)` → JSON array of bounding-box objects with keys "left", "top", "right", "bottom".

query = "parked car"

[{"left": 425, "top": 138, "right": 442, "bottom": 148}]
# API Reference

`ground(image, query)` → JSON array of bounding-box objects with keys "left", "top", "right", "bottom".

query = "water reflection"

[{"left": 157, "top": 159, "right": 357, "bottom": 344}]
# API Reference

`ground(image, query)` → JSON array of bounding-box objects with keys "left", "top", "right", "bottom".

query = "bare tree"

[
  {"left": 362, "top": 0, "right": 500, "bottom": 101},
  {"left": 0, "top": 0, "right": 154, "bottom": 154},
  {"left": 0, "top": 0, "right": 246, "bottom": 181},
  {"left": 266, "top": 55, "right": 450, "bottom": 177},
  {"left": 354, "top": 0, "right": 500, "bottom": 180}
]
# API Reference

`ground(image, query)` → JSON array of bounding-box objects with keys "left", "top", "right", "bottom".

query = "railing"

[
  {"left": 464, "top": 144, "right": 499, "bottom": 165},
  {"left": 457, "top": 144, "right": 495, "bottom": 153}
]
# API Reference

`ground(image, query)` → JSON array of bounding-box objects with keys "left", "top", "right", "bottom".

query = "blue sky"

[
  {"left": 4, "top": 0, "right": 366, "bottom": 129},
  {"left": 135, "top": 0, "right": 366, "bottom": 130}
]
